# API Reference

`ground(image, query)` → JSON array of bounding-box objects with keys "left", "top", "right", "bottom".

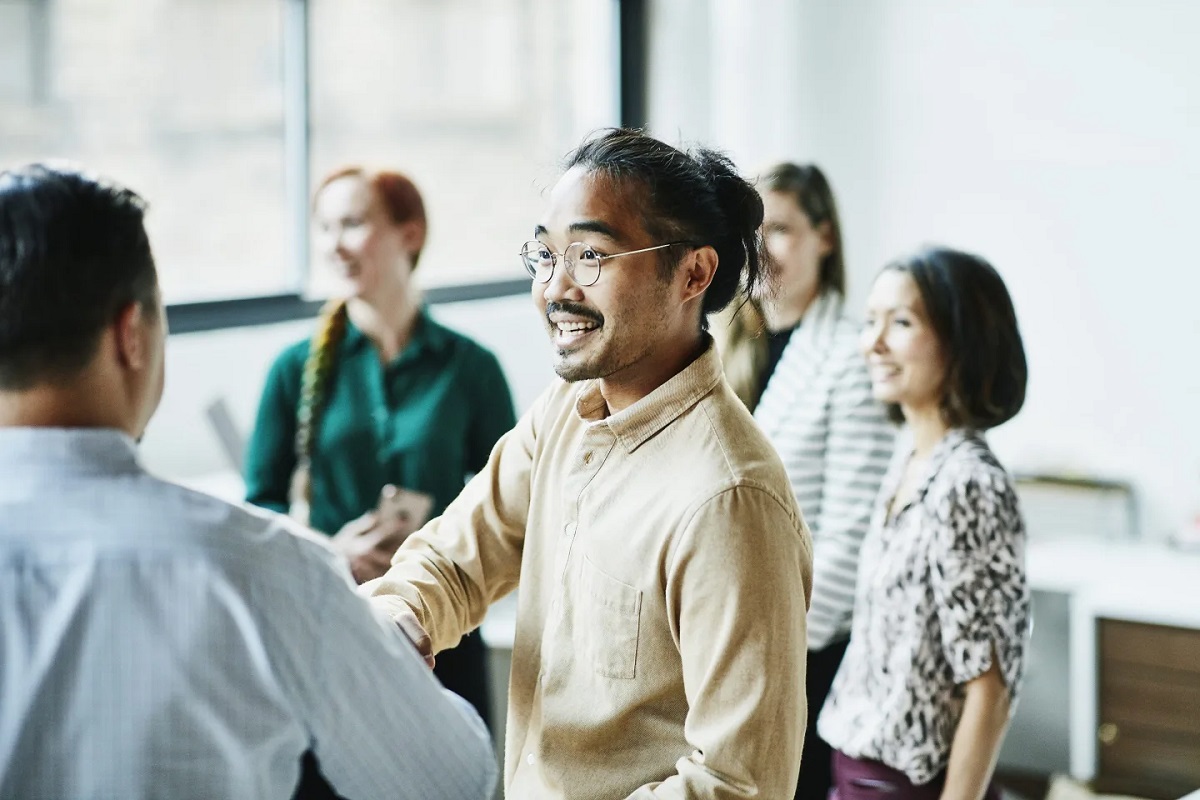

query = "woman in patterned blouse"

[{"left": 817, "top": 247, "right": 1030, "bottom": 799}]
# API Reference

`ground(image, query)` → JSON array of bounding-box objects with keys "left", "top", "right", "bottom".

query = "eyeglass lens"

[{"left": 520, "top": 242, "right": 602, "bottom": 286}]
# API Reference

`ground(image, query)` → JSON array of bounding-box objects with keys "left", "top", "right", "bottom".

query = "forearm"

[
  {"left": 363, "top": 530, "right": 493, "bottom": 653},
  {"left": 312, "top": 592, "right": 499, "bottom": 799},
  {"left": 940, "top": 668, "right": 1010, "bottom": 800},
  {"left": 363, "top": 405, "right": 536, "bottom": 650}
]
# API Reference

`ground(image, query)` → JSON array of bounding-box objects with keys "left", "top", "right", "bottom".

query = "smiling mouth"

[{"left": 552, "top": 319, "right": 601, "bottom": 349}]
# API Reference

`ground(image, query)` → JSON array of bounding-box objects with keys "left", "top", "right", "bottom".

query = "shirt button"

[
  {"left": 582, "top": 451, "right": 593, "bottom": 465},
  {"left": 526, "top": 753, "right": 535, "bottom": 766},
  {"left": 563, "top": 522, "right": 574, "bottom": 536}
]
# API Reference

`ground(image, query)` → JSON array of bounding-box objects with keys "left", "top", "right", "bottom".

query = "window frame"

[{"left": 162, "top": 0, "right": 646, "bottom": 333}]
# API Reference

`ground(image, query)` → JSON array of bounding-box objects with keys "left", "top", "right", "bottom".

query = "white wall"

[
  {"left": 140, "top": 293, "right": 555, "bottom": 481},
  {"left": 648, "top": 0, "right": 1200, "bottom": 538}
]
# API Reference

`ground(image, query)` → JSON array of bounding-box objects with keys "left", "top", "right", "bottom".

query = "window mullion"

[{"left": 282, "top": 0, "right": 311, "bottom": 294}]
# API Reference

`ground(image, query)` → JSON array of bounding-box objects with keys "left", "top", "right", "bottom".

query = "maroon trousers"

[{"left": 830, "top": 751, "right": 1002, "bottom": 800}]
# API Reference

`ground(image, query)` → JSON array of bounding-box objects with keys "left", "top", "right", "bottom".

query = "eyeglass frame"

[{"left": 519, "top": 240, "right": 692, "bottom": 287}]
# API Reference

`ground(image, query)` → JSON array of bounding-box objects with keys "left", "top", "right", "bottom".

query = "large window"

[
  {"left": 308, "top": 0, "right": 617, "bottom": 293},
  {"left": 0, "top": 0, "right": 620, "bottom": 307},
  {"left": 0, "top": 0, "right": 289, "bottom": 303}
]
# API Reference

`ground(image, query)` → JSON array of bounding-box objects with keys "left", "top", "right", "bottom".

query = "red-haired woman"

[{"left": 245, "top": 167, "right": 515, "bottom": 728}]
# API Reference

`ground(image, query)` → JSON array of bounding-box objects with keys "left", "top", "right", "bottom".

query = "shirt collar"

[
  {"left": 343, "top": 306, "right": 451, "bottom": 362},
  {"left": 0, "top": 427, "right": 140, "bottom": 475},
  {"left": 573, "top": 337, "right": 725, "bottom": 454}
]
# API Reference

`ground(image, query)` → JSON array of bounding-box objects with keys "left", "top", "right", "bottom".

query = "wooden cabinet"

[{"left": 1096, "top": 618, "right": 1200, "bottom": 798}]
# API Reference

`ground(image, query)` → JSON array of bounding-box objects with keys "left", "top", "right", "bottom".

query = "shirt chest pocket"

[{"left": 579, "top": 556, "right": 642, "bottom": 680}]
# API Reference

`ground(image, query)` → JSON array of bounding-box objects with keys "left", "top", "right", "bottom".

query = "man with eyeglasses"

[{"left": 366, "top": 129, "right": 814, "bottom": 798}]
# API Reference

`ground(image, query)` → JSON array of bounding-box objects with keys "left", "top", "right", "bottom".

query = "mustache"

[{"left": 545, "top": 301, "right": 603, "bottom": 325}]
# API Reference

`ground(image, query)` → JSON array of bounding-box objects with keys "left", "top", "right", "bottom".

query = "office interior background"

[{"left": 2, "top": 1, "right": 1198, "bottom": 797}]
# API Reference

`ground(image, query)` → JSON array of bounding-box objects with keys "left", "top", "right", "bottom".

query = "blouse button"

[
  {"left": 526, "top": 753, "right": 535, "bottom": 766},
  {"left": 582, "top": 451, "right": 593, "bottom": 465}
]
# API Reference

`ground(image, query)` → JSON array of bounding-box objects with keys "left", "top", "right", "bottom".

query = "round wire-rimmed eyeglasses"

[{"left": 519, "top": 240, "right": 691, "bottom": 287}]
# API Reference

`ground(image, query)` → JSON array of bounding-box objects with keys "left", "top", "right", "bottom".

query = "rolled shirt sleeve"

[
  {"left": 929, "top": 471, "right": 1028, "bottom": 695},
  {"left": 363, "top": 393, "right": 539, "bottom": 653}
]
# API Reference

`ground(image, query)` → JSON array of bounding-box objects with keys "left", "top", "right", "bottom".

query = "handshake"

[{"left": 331, "top": 485, "right": 433, "bottom": 584}]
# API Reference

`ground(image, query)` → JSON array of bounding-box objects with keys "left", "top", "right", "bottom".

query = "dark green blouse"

[{"left": 244, "top": 310, "right": 517, "bottom": 536}]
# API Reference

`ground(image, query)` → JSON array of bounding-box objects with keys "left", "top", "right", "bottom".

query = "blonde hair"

[
  {"left": 711, "top": 296, "right": 768, "bottom": 411},
  {"left": 289, "top": 298, "right": 350, "bottom": 518}
]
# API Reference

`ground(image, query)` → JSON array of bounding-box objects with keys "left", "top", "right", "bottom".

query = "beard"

[
  {"left": 552, "top": 345, "right": 605, "bottom": 382},
  {"left": 552, "top": 331, "right": 658, "bottom": 385},
  {"left": 545, "top": 300, "right": 608, "bottom": 382}
]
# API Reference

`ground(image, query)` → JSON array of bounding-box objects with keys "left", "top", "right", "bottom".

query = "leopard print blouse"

[{"left": 817, "top": 428, "right": 1030, "bottom": 785}]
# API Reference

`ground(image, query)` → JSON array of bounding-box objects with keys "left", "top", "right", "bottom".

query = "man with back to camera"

[
  {"left": 365, "top": 129, "right": 815, "bottom": 798},
  {"left": 0, "top": 163, "right": 497, "bottom": 799}
]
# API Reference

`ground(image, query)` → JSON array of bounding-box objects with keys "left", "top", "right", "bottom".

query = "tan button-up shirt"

[{"left": 367, "top": 342, "right": 814, "bottom": 799}]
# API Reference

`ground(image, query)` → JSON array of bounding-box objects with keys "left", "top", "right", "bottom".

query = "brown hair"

[
  {"left": 314, "top": 166, "right": 428, "bottom": 267},
  {"left": 882, "top": 247, "right": 1027, "bottom": 429},
  {"left": 760, "top": 162, "right": 846, "bottom": 297}
]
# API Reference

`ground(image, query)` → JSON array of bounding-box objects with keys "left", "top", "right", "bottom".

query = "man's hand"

[
  {"left": 331, "top": 511, "right": 409, "bottom": 584},
  {"left": 392, "top": 606, "right": 436, "bottom": 669}
]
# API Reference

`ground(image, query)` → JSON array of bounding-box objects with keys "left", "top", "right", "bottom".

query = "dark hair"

[
  {"left": 0, "top": 163, "right": 158, "bottom": 390},
  {"left": 314, "top": 166, "right": 427, "bottom": 267},
  {"left": 565, "top": 128, "right": 768, "bottom": 327},
  {"left": 761, "top": 162, "right": 846, "bottom": 296},
  {"left": 883, "top": 247, "right": 1027, "bottom": 429}
]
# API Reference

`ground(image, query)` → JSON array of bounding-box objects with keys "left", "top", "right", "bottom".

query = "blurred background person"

[
  {"left": 819, "top": 247, "right": 1030, "bottom": 799},
  {"left": 714, "top": 162, "right": 894, "bottom": 799},
  {"left": 244, "top": 166, "right": 515, "bottom": 729}
]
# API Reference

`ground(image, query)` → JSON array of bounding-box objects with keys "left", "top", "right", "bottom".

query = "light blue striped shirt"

[{"left": 0, "top": 427, "right": 496, "bottom": 800}]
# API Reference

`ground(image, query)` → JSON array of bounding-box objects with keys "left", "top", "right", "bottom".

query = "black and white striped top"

[{"left": 754, "top": 292, "right": 895, "bottom": 651}]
